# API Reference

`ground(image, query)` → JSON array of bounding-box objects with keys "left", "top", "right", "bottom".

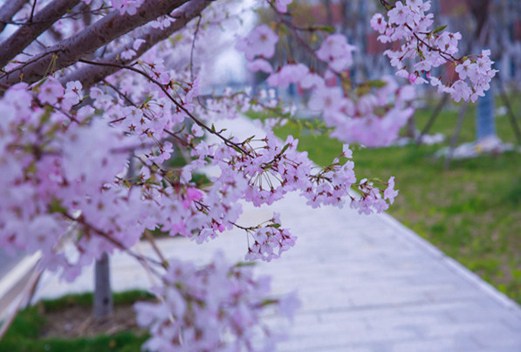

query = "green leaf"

[
  {"left": 314, "top": 25, "right": 335, "bottom": 34},
  {"left": 365, "top": 79, "right": 387, "bottom": 88},
  {"left": 234, "top": 261, "right": 256, "bottom": 268},
  {"left": 432, "top": 25, "right": 447, "bottom": 35},
  {"left": 49, "top": 199, "right": 66, "bottom": 214}
]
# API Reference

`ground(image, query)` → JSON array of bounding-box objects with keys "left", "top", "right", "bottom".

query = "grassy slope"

[{"left": 255, "top": 104, "right": 521, "bottom": 303}]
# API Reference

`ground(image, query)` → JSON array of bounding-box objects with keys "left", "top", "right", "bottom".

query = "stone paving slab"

[{"left": 34, "top": 118, "right": 521, "bottom": 351}]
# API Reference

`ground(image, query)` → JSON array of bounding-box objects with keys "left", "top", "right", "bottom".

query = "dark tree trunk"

[
  {"left": 406, "top": 116, "right": 416, "bottom": 139},
  {"left": 324, "top": 0, "right": 333, "bottom": 26},
  {"left": 467, "top": 0, "right": 491, "bottom": 42},
  {"left": 93, "top": 252, "right": 112, "bottom": 320}
]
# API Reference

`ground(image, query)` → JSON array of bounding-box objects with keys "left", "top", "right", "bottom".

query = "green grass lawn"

[
  {"left": 251, "top": 101, "right": 521, "bottom": 303},
  {"left": 0, "top": 291, "right": 151, "bottom": 352}
]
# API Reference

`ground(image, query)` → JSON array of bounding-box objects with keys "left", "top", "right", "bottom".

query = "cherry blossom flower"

[
  {"left": 61, "top": 81, "right": 83, "bottom": 110},
  {"left": 275, "top": 0, "right": 292, "bottom": 13},
  {"left": 316, "top": 34, "right": 356, "bottom": 72},
  {"left": 247, "top": 58, "right": 274, "bottom": 73},
  {"left": 370, "top": 13, "right": 387, "bottom": 33},
  {"left": 267, "top": 63, "right": 309, "bottom": 88},
  {"left": 384, "top": 176, "right": 399, "bottom": 204},
  {"left": 236, "top": 24, "right": 279, "bottom": 61},
  {"left": 37, "top": 78, "right": 64, "bottom": 105},
  {"left": 111, "top": 0, "right": 144, "bottom": 15}
]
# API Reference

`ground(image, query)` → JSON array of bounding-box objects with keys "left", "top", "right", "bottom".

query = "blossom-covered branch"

[
  {"left": 371, "top": 0, "right": 497, "bottom": 102},
  {"left": 0, "top": 0, "right": 188, "bottom": 86},
  {"left": 61, "top": 0, "right": 213, "bottom": 88},
  {"left": 0, "top": 0, "right": 80, "bottom": 68},
  {"left": 0, "top": 0, "right": 27, "bottom": 32}
]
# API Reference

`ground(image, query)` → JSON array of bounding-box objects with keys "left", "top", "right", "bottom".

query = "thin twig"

[
  {"left": 29, "top": 0, "right": 38, "bottom": 23},
  {"left": 496, "top": 77, "right": 521, "bottom": 144},
  {"left": 416, "top": 93, "right": 449, "bottom": 145},
  {"left": 143, "top": 230, "right": 169, "bottom": 269},
  {"left": 444, "top": 102, "right": 469, "bottom": 170},
  {"left": 190, "top": 15, "right": 202, "bottom": 82},
  {"left": 78, "top": 59, "right": 253, "bottom": 157}
]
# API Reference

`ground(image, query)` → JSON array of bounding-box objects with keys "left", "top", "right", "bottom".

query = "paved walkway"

[
  {"left": 0, "top": 251, "right": 21, "bottom": 278},
  {"left": 35, "top": 118, "right": 521, "bottom": 351}
]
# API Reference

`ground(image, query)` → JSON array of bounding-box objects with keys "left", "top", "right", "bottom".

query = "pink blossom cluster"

[
  {"left": 274, "top": 0, "right": 293, "bottom": 13},
  {"left": 0, "top": 79, "right": 237, "bottom": 281},
  {"left": 237, "top": 22, "right": 416, "bottom": 148},
  {"left": 258, "top": 56, "right": 415, "bottom": 147},
  {"left": 308, "top": 77, "right": 415, "bottom": 147},
  {"left": 351, "top": 176, "right": 399, "bottom": 215},
  {"left": 135, "top": 254, "right": 298, "bottom": 351},
  {"left": 0, "top": 82, "right": 138, "bottom": 278},
  {"left": 236, "top": 24, "right": 279, "bottom": 65},
  {"left": 204, "top": 88, "right": 262, "bottom": 121},
  {"left": 371, "top": 0, "right": 497, "bottom": 102},
  {"left": 0, "top": 67, "right": 395, "bottom": 286},
  {"left": 316, "top": 34, "right": 357, "bottom": 73},
  {"left": 80, "top": 0, "right": 144, "bottom": 15},
  {"left": 199, "top": 130, "right": 394, "bottom": 213},
  {"left": 111, "top": 0, "right": 143, "bottom": 15},
  {"left": 244, "top": 214, "right": 296, "bottom": 262}
]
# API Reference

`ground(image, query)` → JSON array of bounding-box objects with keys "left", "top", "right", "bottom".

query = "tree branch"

[
  {"left": 29, "top": 0, "right": 38, "bottom": 23},
  {"left": 61, "top": 0, "right": 212, "bottom": 88},
  {"left": 77, "top": 58, "right": 253, "bottom": 157},
  {"left": 0, "top": 0, "right": 80, "bottom": 69},
  {"left": 0, "top": 0, "right": 189, "bottom": 87},
  {"left": 0, "top": 0, "right": 27, "bottom": 33}
]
